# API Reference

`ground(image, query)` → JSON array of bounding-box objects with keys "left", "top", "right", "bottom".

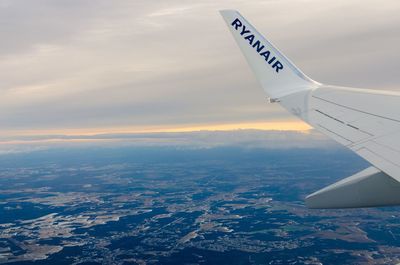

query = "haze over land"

[
  {"left": 1, "top": 132, "right": 400, "bottom": 265},
  {"left": 0, "top": 130, "right": 339, "bottom": 156}
]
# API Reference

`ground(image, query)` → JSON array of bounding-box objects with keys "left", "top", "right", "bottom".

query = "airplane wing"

[{"left": 220, "top": 10, "right": 400, "bottom": 209}]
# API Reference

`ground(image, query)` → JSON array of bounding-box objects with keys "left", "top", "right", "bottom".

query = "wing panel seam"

[
  {"left": 316, "top": 123, "right": 353, "bottom": 145},
  {"left": 312, "top": 95, "right": 400, "bottom": 123},
  {"left": 314, "top": 109, "right": 374, "bottom": 137}
]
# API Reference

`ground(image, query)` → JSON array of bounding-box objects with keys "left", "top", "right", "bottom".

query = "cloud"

[
  {"left": 1, "top": 0, "right": 400, "bottom": 134},
  {"left": 0, "top": 129, "right": 339, "bottom": 155}
]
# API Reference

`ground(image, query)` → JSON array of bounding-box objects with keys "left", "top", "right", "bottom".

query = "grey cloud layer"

[
  {"left": 0, "top": 130, "right": 338, "bottom": 155},
  {"left": 1, "top": 0, "right": 400, "bottom": 132}
]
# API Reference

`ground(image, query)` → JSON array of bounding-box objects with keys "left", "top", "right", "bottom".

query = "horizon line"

[
  {"left": 0, "top": 121, "right": 313, "bottom": 145},
  {"left": 1, "top": 121, "right": 312, "bottom": 137}
]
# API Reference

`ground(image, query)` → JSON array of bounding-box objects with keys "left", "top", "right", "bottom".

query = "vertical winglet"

[{"left": 220, "top": 10, "right": 317, "bottom": 99}]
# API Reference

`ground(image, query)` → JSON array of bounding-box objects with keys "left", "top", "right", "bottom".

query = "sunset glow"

[{"left": 1, "top": 121, "right": 312, "bottom": 139}]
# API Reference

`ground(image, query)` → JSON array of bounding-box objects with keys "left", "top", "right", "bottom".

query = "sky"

[{"left": 1, "top": 0, "right": 400, "bottom": 139}]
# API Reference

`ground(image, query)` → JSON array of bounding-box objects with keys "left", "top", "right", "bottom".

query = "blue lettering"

[
  {"left": 268, "top": 57, "right": 276, "bottom": 65},
  {"left": 244, "top": 34, "right": 254, "bottom": 45},
  {"left": 252, "top": 40, "right": 264, "bottom": 53},
  {"left": 240, "top": 25, "right": 251, "bottom": 36},
  {"left": 260, "top": 50, "right": 271, "bottom": 62},
  {"left": 272, "top": 61, "right": 283, "bottom": 73},
  {"left": 230, "top": 18, "right": 283, "bottom": 73},
  {"left": 231, "top": 18, "right": 242, "bottom": 29}
]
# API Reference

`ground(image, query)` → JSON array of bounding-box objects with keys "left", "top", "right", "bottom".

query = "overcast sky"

[{"left": 1, "top": 0, "right": 400, "bottom": 136}]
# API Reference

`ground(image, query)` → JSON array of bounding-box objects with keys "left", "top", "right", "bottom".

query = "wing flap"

[{"left": 306, "top": 167, "right": 400, "bottom": 209}]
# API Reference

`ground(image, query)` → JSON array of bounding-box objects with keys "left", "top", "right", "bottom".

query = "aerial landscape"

[
  {"left": 2, "top": 1, "right": 400, "bottom": 264},
  {"left": 1, "top": 131, "right": 400, "bottom": 265}
]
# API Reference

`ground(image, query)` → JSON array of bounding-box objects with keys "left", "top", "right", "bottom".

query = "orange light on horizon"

[
  {"left": 1, "top": 121, "right": 312, "bottom": 138},
  {"left": 153, "top": 121, "right": 312, "bottom": 133}
]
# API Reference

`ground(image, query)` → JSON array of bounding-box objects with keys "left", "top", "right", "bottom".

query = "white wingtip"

[{"left": 220, "top": 10, "right": 317, "bottom": 99}]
